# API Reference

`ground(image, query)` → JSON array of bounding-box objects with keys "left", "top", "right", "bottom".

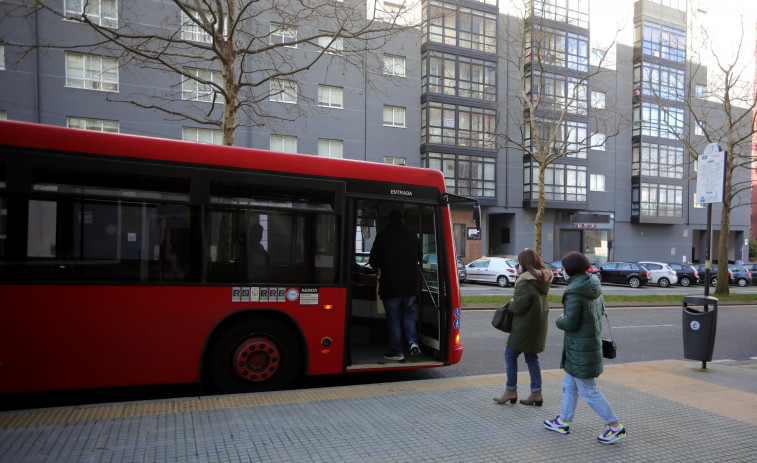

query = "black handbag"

[
  {"left": 601, "top": 297, "right": 617, "bottom": 359},
  {"left": 492, "top": 301, "right": 513, "bottom": 333}
]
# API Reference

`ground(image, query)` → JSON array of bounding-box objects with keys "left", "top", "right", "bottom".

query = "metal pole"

[{"left": 703, "top": 202, "right": 713, "bottom": 369}]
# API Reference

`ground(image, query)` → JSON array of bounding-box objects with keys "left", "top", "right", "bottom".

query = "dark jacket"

[
  {"left": 369, "top": 222, "right": 422, "bottom": 299},
  {"left": 507, "top": 269, "right": 553, "bottom": 354},
  {"left": 557, "top": 273, "right": 604, "bottom": 379}
]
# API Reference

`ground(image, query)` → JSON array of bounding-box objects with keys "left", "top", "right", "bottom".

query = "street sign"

[{"left": 696, "top": 143, "right": 725, "bottom": 204}]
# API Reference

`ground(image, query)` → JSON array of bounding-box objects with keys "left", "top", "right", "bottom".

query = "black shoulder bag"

[{"left": 601, "top": 297, "right": 617, "bottom": 359}]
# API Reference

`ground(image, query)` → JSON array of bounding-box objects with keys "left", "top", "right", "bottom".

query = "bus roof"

[{"left": 0, "top": 120, "right": 446, "bottom": 189}]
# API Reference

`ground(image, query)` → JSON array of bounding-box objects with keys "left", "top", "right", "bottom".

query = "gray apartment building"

[{"left": 0, "top": 0, "right": 751, "bottom": 265}]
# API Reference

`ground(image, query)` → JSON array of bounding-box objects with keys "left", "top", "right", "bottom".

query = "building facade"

[{"left": 0, "top": 0, "right": 752, "bottom": 265}]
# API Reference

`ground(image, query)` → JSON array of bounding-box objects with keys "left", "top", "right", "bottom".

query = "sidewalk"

[{"left": 2, "top": 359, "right": 756, "bottom": 462}]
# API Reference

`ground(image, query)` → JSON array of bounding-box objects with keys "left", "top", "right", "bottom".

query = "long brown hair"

[{"left": 518, "top": 248, "right": 547, "bottom": 282}]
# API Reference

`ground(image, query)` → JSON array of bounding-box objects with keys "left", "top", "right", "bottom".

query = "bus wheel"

[{"left": 209, "top": 318, "right": 301, "bottom": 394}]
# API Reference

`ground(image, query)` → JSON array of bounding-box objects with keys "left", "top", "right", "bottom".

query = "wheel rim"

[
  {"left": 232, "top": 337, "right": 281, "bottom": 383},
  {"left": 498, "top": 276, "right": 507, "bottom": 287},
  {"left": 659, "top": 278, "right": 669, "bottom": 287},
  {"left": 739, "top": 279, "right": 747, "bottom": 287},
  {"left": 630, "top": 278, "right": 640, "bottom": 288},
  {"left": 711, "top": 278, "right": 717, "bottom": 287},
  {"left": 681, "top": 277, "right": 690, "bottom": 287}
]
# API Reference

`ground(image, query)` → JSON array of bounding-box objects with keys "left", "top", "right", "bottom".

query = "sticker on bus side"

[
  {"left": 300, "top": 288, "right": 319, "bottom": 305},
  {"left": 231, "top": 287, "right": 303, "bottom": 303}
]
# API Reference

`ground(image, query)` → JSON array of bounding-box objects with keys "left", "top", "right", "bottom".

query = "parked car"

[
  {"left": 588, "top": 264, "right": 602, "bottom": 281},
  {"left": 548, "top": 260, "right": 601, "bottom": 283},
  {"left": 693, "top": 264, "right": 733, "bottom": 286},
  {"left": 728, "top": 264, "right": 752, "bottom": 287},
  {"left": 667, "top": 263, "right": 699, "bottom": 287},
  {"left": 742, "top": 263, "right": 757, "bottom": 284},
  {"left": 545, "top": 262, "right": 567, "bottom": 284},
  {"left": 638, "top": 261, "right": 678, "bottom": 288},
  {"left": 457, "top": 258, "right": 467, "bottom": 282},
  {"left": 465, "top": 257, "right": 519, "bottom": 287},
  {"left": 598, "top": 262, "right": 650, "bottom": 288}
]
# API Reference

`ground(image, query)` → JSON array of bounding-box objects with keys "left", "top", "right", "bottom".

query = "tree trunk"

[
  {"left": 714, "top": 148, "right": 734, "bottom": 295},
  {"left": 534, "top": 164, "right": 546, "bottom": 255}
]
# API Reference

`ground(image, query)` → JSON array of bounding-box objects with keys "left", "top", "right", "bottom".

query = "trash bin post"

[{"left": 682, "top": 296, "right": 718, "bottom": 369}]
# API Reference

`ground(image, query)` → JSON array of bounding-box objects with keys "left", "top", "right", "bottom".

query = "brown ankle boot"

[
  {"left": 493, "top": 389, "right": 517, "bottom": 404},
  {"left": 519, "top": 391, "right": 543, "bottom": 406}
]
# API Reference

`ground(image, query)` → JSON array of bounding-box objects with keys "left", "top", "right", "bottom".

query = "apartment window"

[
  {"left": 423, "top": 152, "right": 495, "bottom": 197},
  {"left": 182, "top": 11, "right": 212, "bottom": 44},
  {"left": 383, "top": 156, "right": 406, "bottom": 165},
  {"left": 634, "top": 63, "right": 685, "bottom": 102},
  {"left": 65, "top": 52, "right": 119, "bottom": 91},
  {"left": 427, "top": 2, "right": 497, "bottom": 54},
  {"left": 67, "top": 117, "right": 119, "bottom": 132},
  {"left": 591, "top": 91, "right": 606, "bottom": 109},
  {"left": 65, "top": 0, "right": 118, "bottom": 28},
  {"left": 591, "top": 133, "right": 606, "bottom": 151},
  {"left": 590, "top": 173, "right": 605, "bottom": 191},
  {"left": 533, "top": 0, "right": 589, "bottom": 28},
  {"left": 270, "top": 79, "right": 298, "bottom": 103},
  {"left": 632, "top": 142, "right": 684, "bottom": 178},
  {"left": 590, "top": 48, "right": 606, "bottom": 67},
  {"left": 523, "top": 163, "right": 587, "bottom": 202},
  {"left": 696, "top": 84, "right": 706, "bottom": 98},
  {"left": 384, "top": 55, "right": 406, "bottom": 76},
  {"left": 183, "top": 127, "right": 223, "bottom": 145},
  {"left": 270, "top": 22, "right": 297, "bottom": 47},
  {"left": 318, "top": 139, "right": 343, "bottom": 158},
  {"left": 529, "top": 26, "right": 588, "bottom": 72},
  {"left": 527, "top": 72, "right": 587, "bottom": 115},
  {"left": 317, "top": 34, "right": 343, "bottom": 53},
  {"left": 182, "top": 68, "right": 221, "bottom": 102},
  {"left": 422, "top": 52, "right": 497, "bottom": 102},
  {"left": 634, "top": 182, "right": 683, "bottom": 217},
  {"left": 383, "top": 105, "right": 406, "bottom": 127},
  {"left": 422, "top": 102, "right": 496, "bottom": 149},
  {"left": 269, "top": 135, "right": 297, "bottom": 153},
  {"left": 694, "top": 121, "right": 704, "bottom": 136},
  {"left": 634, "top": 102, "right": 684, "bottom": 139},
  {"left": 317, "top": 85, "right": 343, "bottom": 108},
  {"left": 524, "top": 119, "right": 587, "bottom": 159},
  {"left": 639, "top": 21, "right": 686, "bottom": 63}
]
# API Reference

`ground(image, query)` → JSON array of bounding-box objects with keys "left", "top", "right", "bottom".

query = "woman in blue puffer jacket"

[{"left": 543, "top": 251, "right": 627, "bottom": 445}]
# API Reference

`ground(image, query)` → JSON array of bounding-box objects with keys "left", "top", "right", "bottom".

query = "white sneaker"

[
  {"left": 409, "top": 343, "right": 421, "bottom": 356},
  {"left": 383, "top": 352, "right": 405, "bottom": 361}
]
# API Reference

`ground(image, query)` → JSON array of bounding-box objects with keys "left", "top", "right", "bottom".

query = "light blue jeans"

[
  {"left": 383, "top": 296, "right": 418, "bottom": 356},
  {"left": 561, "top": 372, "right": 618, "bottom": 424},
  {"left": 505, "top": 346, "right": 542, "bottom": 392}
]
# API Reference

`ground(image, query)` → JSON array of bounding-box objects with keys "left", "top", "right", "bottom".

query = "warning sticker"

[{"left": 300, "top": 288, "right": 319, "bottom": 305}]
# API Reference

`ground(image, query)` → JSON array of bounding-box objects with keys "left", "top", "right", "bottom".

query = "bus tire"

[{"left": 209, "top": 317, "right": 301, "bottom": 394}]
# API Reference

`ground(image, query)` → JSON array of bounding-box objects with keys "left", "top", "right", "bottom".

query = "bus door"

[{"left": 347, "top": 199, "right": 443, "bottom": 369}]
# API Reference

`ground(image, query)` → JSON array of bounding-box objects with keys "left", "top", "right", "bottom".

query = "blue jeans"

[
  {"left": 383, "top": 296, "right": 418, "bottom": 356},
  {"left": 504, "top": 346, "right": 542, "bottom": 392},
  {"left": 561, "top": 372, "right": 618, "bottom": 424}
]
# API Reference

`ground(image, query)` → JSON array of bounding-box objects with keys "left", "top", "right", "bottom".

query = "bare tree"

[
  {"left": 20, "top": 0, "right": 425, "bottom": 145},
  {"left": 495, "top": 1, "right": 624, "bottom": 254},
  {"left": 675, "top": 23, "right": 756, "bottom": 295}
]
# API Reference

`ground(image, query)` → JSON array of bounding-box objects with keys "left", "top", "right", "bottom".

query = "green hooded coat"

[
  {"left": 556, "top": 273, "right": 604, "bottom": 379},
  {"left": 506, "top": 269, "right": 552, "bottom": 354}
]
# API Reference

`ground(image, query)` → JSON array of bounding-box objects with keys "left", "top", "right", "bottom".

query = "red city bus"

[{"left": 0, "top": 121, "right": 477, "bottom": 395}]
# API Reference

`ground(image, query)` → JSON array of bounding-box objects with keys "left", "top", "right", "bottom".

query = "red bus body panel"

[{"left": 0, "top": 286, "right": 347, "bottom": 393}]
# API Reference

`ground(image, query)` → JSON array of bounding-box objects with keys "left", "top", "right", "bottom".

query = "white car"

[
  {"left": 465, "top": 257, "right": 519, "bottom": 287},
  {"left": 639, "top": 261, "right": 678, "bottom": 288}
]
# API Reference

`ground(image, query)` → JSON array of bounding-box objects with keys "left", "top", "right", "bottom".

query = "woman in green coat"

[
  {"left": 493, "top": 248, "right": 552, "bottom": 406},
  {"left": 543, "top": 251, "right": 627, "bottom": 445}
]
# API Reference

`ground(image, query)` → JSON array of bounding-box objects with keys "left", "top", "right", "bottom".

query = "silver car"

[
  {"left": 639, "top": 261, "right": 678, "bottom": 288},
  {"left": 465, "top": 257, "right": 519, "bottom": 287}
]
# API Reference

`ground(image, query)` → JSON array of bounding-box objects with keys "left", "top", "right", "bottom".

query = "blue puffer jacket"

[{"left": 556, "top": 273, "right": 604, "bottom": 379}]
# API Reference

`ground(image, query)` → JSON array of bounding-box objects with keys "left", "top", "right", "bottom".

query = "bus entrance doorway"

[{"left": 347, "top": 200, "right": 444, "bottom": 370}]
